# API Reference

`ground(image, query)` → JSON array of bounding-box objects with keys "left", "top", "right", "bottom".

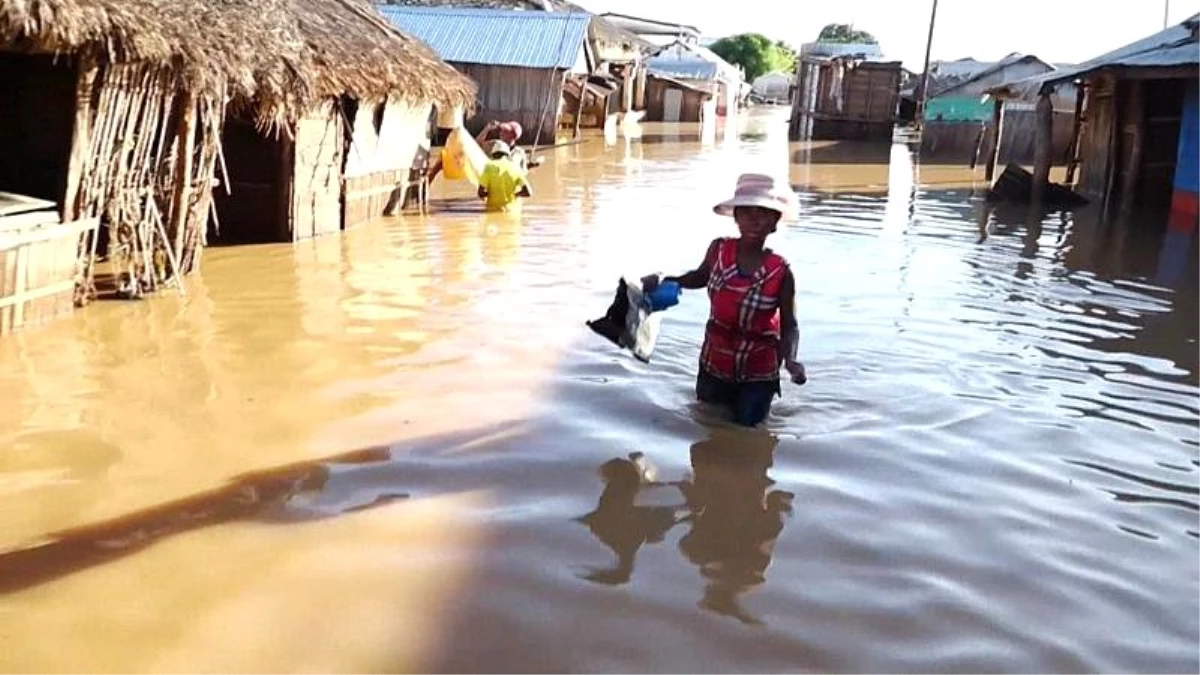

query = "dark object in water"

[
  {"left": 587, "top": 277, "right": 662, "bottom": 363},
  {"left": 987, "top": 163, "right": 1089, "bottom": 207}
]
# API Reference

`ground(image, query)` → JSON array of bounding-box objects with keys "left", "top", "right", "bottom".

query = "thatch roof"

[{"left": 0, "top": 0, "right": 477, "bottom": 125}]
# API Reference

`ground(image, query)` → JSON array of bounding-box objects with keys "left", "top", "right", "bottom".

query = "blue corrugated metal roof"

[{"left": 377, "top": 5, "right": 590, "bottom": 69}]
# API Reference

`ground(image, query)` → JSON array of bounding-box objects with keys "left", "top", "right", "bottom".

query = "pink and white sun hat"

[{"left": 712, "top": 173, "right": 799, "bottom": 219}]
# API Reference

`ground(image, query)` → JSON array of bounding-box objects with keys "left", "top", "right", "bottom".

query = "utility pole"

[
  {"left": 916, "top": 0, "right": 939, "bottom": 129},
  {"left": 1164, "top": 0, "right": 1170, "bottom": 29}
]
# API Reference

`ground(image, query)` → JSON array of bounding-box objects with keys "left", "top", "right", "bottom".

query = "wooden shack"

[
  {"left": 561, "top": 74, "right": 621, "bottom": 132},
  {"left": 643, "top": 74, "right": 715, "bottom": 122},
  {"left": 790, "top": 54, "right": 902, "bottom": 142},
  {"left": 210, "top": 0, "right": 476, "bottom": 245},
  {"left": 986, "top": 15, "right": 1199, "bottom": 211},
  {"left": 379, "top": 5, "right": 593, "bottom": 145},
  {"left": 920, "top": 54, "right": 1075, "bottom": 165},
  {"left": 645, "top": 40, "right": 742, "bottom": 118}
]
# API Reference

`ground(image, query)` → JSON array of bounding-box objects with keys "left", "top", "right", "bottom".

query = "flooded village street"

[{"left": 0, "top": 108, "right": 1197, "bottom": 672}]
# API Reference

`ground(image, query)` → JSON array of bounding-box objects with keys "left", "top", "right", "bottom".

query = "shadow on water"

[{"left": 0, "top": 445, "right": 404, "bottom": 594}]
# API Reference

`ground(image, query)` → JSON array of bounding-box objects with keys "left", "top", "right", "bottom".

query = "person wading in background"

[{"left": 477, "top": 140, "right": 531, "bottom": 213}]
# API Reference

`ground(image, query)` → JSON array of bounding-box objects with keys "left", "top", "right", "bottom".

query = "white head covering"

[{"left": 713, "top": 173, "right": 798, "bottom": 219}]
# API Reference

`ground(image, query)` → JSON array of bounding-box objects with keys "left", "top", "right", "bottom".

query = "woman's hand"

[{"left": 784, "top": 360, "right": 807, "bottom": 385}]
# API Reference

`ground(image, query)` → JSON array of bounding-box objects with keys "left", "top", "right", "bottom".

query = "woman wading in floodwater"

[{"left": 646, "top": 173, "right": 807, "bottom": 427}]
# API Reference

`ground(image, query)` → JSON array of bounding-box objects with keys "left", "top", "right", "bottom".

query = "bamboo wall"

[
  {"left": 0, "top": 50, "right": 221, "bottom": 330},
  {"left": 342, "top": 97, "right": 431, "bottom": 229},
  {"left": 453, "top": 63, "right": 563, "bottom": 145},
  {"left": 68, "top": 60, "right": 222, "bottom": 298}
]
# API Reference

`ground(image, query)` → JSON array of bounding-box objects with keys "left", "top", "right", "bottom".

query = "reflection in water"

[
  {"left": 677, "top": 432, "right": 790, "bottom": 627},
  {"left": 576, "top": 452, "right": 685, "bottom": 586},
  {"left": 579, "top": 432, "right": 792, "bottom": 627},
  {"left": 0, "top": 108, "right": 1196, "bottom": 673}
]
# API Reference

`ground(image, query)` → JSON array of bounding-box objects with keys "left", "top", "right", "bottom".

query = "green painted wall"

[{"left": 925, "top": 95, "right": 992, "bottom": 122}]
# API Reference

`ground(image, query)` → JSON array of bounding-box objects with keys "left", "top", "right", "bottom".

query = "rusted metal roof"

[{"left": 377, "top": 5, "right": 590, "bottom": 69}]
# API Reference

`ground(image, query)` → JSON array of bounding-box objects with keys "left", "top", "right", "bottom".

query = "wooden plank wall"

[
  {"left": 643, "top": 77, "right": 709, "bottom": 122},
  {"left": 814, "top": 63, "right": 900, "bottom": 123},
  {"left": 291, "top": 101, "right": 344, "bottom": 241},
  {"left": 1077, "top": 75, "right": 1118, "bottom": 200},
  {"left": 921, "top": 111, "right": 1076, "bottom": 165},
  {"left": 0, "top": 213, "right": 98, "bottom": 335},
  {"left": 455, "top": 63, "right": 563, "bottom": 144},
  {"left": 792, "top": 59, "right": 900, "bottom": 140},
  {"left": 342, "top": 97, "right": 432, "bottom": 229}
]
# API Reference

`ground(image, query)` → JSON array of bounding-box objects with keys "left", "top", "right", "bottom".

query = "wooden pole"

[
  {"left": 622, "top": 63, "right": 634, "bottom": 113},
  {"left": 62, "top": 56, "right": 98, "bottom": 223},
  {"left": 1101, "top": 77, "right": 1122, "bottom": 214},
  {"left": 1031, "top": 93, "right": 1053, "bottom": 204},
  {"left": 916, "top": 0, "right": 940, "bottom": 127},
  {"left": 573, "top": 82, "right": 585, "bottom": 140},
  {"left": 1118, "top": 81, "right": 1145, "bottom": 214},
  {"left": 170, "top": 91, "right": 199, "bottom": 266},
  {"left": 1064, "top": 83, "right": 1086, "bottom": 184},
  {"left": 985, "top": 98, "right": 1004, "bottom": 182}
]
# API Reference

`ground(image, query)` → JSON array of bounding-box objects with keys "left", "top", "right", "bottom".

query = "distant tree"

[
  {"left": 709, "top": 33, "right": 796, "bottom": 81},
  {"left": 817, "top": 23, "right": 878, "bottom": 44},
  {"left": 774, "top": 41, "right": 798, "bottom": 72}
]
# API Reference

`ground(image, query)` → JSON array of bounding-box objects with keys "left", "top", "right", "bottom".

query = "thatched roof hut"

[
  {"left": 0, "top": 0, "right": 477, "bottom": 127},
  {"left": 0, "top": 0, "right": 478, "bottom": 323}
]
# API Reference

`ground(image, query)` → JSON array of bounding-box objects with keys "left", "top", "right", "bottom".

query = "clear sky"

[{"left": 578, "top": 0, "right": 1196, "bottom": 70}]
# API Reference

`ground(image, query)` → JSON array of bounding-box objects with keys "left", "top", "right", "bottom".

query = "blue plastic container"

[{"left": 644, "top": 280, "right": 681, "bottom": 312}]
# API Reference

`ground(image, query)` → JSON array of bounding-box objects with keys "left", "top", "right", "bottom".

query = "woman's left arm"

[{"left": 778, "top": 268, "right": 807, "bottom": 384}]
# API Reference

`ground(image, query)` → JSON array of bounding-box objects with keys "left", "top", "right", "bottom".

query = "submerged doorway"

[{"left": 209, "top": 114, "right": 292, "bottom": 245}]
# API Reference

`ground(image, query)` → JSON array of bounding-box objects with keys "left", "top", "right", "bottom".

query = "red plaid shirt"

[{"left": 700, "top": 238, "right": 787, "bottom": 383}]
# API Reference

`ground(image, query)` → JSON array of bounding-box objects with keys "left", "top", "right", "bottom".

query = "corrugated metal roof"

[
  {"left": 646, "top": 40, "right": 742, "bottom": 82},
  {"left": 800, "top": 41, "right": 883, "bottom": 59},
  {"left": 377, "top": 5, "right": 591, "bottom": 69},
  {"left": 987, "top": 14, "right": 1199, "bottom": 100},
  {"left": 931, "top": 53, "right": 1051, "bottom": 98},
  {"left": 597, "top": 12, "right": 700, "bottom": 38}
]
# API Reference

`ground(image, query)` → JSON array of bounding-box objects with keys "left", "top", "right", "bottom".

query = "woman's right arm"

[
  {"left": 475, "top": 120, "right": 499, "bottom": 145},
  {"left": 664, "top": 239, "right": 720, "bottom": 290}
]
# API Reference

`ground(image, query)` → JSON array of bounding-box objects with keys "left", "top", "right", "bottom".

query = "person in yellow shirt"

[{"left": 477, "top": 140, "right": 532, "bottom": 212}]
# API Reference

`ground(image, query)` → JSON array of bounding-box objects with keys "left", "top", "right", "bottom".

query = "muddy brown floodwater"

[{"left": 0, "top": 109, "right": 1196, "bottom": 673}]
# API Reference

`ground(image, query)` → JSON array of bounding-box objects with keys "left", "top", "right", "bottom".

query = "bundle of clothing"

[{"left": 586, "top": 276, "right": 680, "bottom": 363}]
